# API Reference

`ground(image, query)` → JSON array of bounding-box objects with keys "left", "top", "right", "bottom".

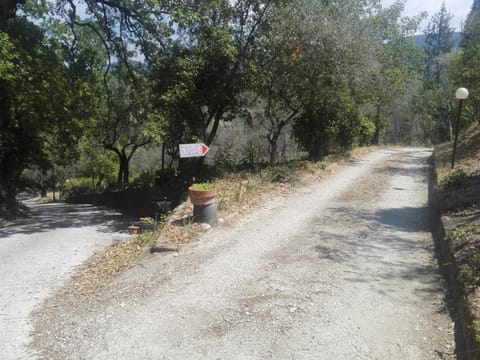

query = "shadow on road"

[
  {"left": 0, "top": 201, "right": 132, "bottom": 238},
  {"left": 312, "top": 204, "right": 448, "bottom": 313}
]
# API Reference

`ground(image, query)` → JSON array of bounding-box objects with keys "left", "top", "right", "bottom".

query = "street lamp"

[{"left": 451, "top": 87, "right": 469, "bottom": 169}]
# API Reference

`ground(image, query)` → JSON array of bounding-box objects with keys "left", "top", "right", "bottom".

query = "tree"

[
  {"left": 0, "top": 2, "right": 104, "bottom": 216},
  {"left": 0, "top": 17, "right": 71, "bottom": 214},
  {"left": 364, "top": 1, "right": 426, "bottom": 145},
  {"left": 75, "top": 137, "right": 117, "bottom": 191},
  {"left": 97, "top": 65, "right": 163, "bottom": 186},
  {"left": 250, "top": 3, "right": 302, "bottom": 166},
  {"left": 452, "top": 0, "right": 480, "bottom": 120},
  {"left": 424, "top": 2, "right": 454, "bottom": 83},
  {"left": 147, "top": 0, "right": 277, "bottom": 170},
  {"left": 413, "top": 3, "right": 456, "bottom": 144},
  {"left": 0, "top": 0, "right": 24, "bottom": 29},
  {"left": 287, "top": 0, "right": 384, "bottom": 159}
]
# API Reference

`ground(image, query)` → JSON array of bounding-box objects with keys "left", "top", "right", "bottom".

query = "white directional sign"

[{"left": 179, "top": 143, "right": 210, "bottom": 158}]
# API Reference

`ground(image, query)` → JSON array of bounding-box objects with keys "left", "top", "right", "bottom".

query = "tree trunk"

[
  {"left": 373, "top": 105, "right": 381, "bottom": 146},
  {"left": 1, "top": 152, "right": 19, "bottom": 217},
  {"left": 117, "top": 155, "right": 130, "bottom": 187},
  {"left": 161, "top": 143, "right": 165, "bottom": 170},
  {"left": 269, "top": 141, "right": 277, "bottom": 167}
]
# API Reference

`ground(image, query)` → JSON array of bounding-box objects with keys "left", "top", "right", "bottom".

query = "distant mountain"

[{"left": 412, "top": 32, "right": 462, "bottom": 49}]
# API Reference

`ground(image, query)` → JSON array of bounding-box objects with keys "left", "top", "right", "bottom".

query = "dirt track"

[
  {"left": 0, "top": 202, "right": 129, "bottom": 360},
  {"left": 28, "top": 148, "right": 454, "bottom": 359}
]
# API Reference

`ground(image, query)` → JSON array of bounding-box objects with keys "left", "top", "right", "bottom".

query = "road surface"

[
  {"left": 3, "top": 148, "right": 455, "bottom": 359},
  {"left": 0, "top": 201, "right": 128, "bottom": 359}
]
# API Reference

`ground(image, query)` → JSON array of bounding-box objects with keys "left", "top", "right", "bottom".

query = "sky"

[{"left": 381, "top": 0, "right": 472, "bottom": 33}]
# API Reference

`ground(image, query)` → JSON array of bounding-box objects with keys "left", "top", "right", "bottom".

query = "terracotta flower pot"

[
  {"left": 188, "top": 187, "right": 217, "bottom": 206},
  {"left": 128, "top": 225, "right": 139, "bottom": 235}
]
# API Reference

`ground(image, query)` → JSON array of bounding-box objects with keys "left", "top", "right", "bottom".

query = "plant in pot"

[
  {"left": 188, "top": 182, "right": 218, "bottom": 224},
  {"left": 128, "top": 225, "right": 140, "bottom": 235}
]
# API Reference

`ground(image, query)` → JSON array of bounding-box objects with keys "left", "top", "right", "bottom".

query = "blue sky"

[{"left": 381, "top": 0, "right": 472, "bottom": 32}]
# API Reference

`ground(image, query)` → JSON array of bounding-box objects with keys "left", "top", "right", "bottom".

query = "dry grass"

[
  {"left": 35, "top": 148, "right": 373, "bottom": 304},
  {"left": 434, "top": 122, "right": 480, "bottom": 183},
  {"left": 157, "top": 149, "right": 370, "bottom": 245},
  {"left": 41, "top": 231, "right": 157, "bottom": 303}
]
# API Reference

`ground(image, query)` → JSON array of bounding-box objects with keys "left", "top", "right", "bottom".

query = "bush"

[
  {"left": 439, "top": 167, "right": 469, "bottom": 188},
  {"left": 130, "top": 171, "right": 157, "bottom": 189},
  {"left": 260, "top": 164, "right": 295, "bottom": 183},
  {"left": 214, "top": 150, "right": 237, "bottom": 172},
  {"left": 63, "top": 177, "right": 95, "bottom": 199}
]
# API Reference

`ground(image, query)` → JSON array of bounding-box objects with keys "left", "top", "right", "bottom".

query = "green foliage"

[
  {"left": 75, "top": 139, "right": 117, "bottom": 191},
  {"left": 306, "top": 160, "right": 329, "bottom": 173},
  {"left": 139, "top": 217, "right": 154, "bottom": 224},
  {"left": 0, "top": 0, "right": 449, "bottom": 215},
  {"left": 357, "top": 116, "right": 377, "bottom": 146},
  {"left": 439, "top": 167, "right": 470, "bottom": 188},
  {"left": 293, "top": 91, "right": 361, "bottom": 161},
  {"left": 0, "top": 11, "right": 97, "bottom": 214},
  {"left": 213, "top": 150, "right": 237, "bottom": 172},
  {"left": 241, "top": 141, "right": 262, "bottom": 171},
  {"left": 424, "top": 3, "right": 454, "bottom": 82},
  {"left": 63, "top": 177, "right": 95, "bottom": 199},
  {"left": 190, "top": 182, "right": 215, "bottom": 191},
  {"left": 259, "top": 164, "right": 295, "bottom": 184},
  {"left": 0, "top": 32, "right": 15, "bottom": 79},
  {"left": 246, "top": 179, "right": 257, "bottom": 193},
  {"left": 130, "top": 171, "right": 157, "bottom": 189},
  {"left": 452, "top": 1, "right": 480, "bottom": 121}
]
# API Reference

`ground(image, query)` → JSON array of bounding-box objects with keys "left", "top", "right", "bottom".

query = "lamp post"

[{"left": 451, "top": 87, "right": 469, "bottom": 169}]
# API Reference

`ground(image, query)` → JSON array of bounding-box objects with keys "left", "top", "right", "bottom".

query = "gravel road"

[
  {"left": 27, "top": 148, "right": 454, "bottom": 359},
  {"left": 0, "top": 201, "right": 129, "bottom": 359}
]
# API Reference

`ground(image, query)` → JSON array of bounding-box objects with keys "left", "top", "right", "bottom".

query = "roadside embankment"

[{"left": 431, "top": 123, "right": 480, "bottom": 360}]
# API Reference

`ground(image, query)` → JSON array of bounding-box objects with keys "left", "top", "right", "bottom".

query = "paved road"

[
  {"left": 31, "top": 148, "right": 455, "bottom": 359},
  {"left": 0, "top": 201, "right": 128, "bottom": 359}
]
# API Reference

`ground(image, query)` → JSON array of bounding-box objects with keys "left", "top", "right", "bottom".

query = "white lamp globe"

[{"left": 455, "top": 87, "right": 469, "bottom": 100}]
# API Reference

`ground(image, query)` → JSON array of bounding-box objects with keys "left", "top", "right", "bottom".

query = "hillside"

[
  {"left": 433, "top": 122, "right": 480, "bottom": 357},
  {"left": 412, "top": 32, "right": 462, "bottom": 49}
]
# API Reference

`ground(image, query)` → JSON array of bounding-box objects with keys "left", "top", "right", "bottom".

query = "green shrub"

[
  {"left": 260, "top": 165, "right": 295, "bottom": 183},
  {"left": 439, "top": 167, "right": 469, "bottom": 188},
  {"left": 214, "top": 150, "right": 237, "bottom": 172},
  {"left": 131, "top": 171, "right": 156, "bottom": 189},
  {"left": 241, "top": 141, "right": 261, "bottom": 171},
  {"left": 246, "top": 179, "right": 257, "bottom": 192},
  {"left": 63, "top": 177, "right": 94, "bottom": 199}
]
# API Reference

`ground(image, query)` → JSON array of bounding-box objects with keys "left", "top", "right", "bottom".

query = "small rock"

[{"left": 201, "top": 223, "right": 212, "bottom": 231}]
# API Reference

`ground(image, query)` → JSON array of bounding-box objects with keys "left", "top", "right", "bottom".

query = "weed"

[
  {"left": 472, "top": 320, "right": 480, "bottom": 344},
  {"left": 246, "top": 179, "right": 257, "bottom": 192},
  {"left": 234, "top": 184, "right": 243, "bottom": 202},
  {"left": 190, "top": 182, "right": 216, "bottom": 191},
  {"left": 217, "top": 196, "right": 228, "bottom": 211},
  {"left": 139, "top": 217, "right": 154, "bottom": 224},
  {"left": 447, "top": 225, "right": 475, "bottom": 250},
  {"left": 439, "top": 167, "right": 469, "bottom": 188},
  {"left": 260, "top": 168, "right": 274, "bottom": 183},
  {"left": 458, "top": 264, "right": 479, "bottom": 291}
]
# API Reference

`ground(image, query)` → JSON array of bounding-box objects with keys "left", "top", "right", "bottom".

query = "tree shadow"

[
  {"left": 0, "top": 201, "right": 132, "bottom": 238},
  {"left": 311, "top": 204, "right": 449, "bottom": 313}
]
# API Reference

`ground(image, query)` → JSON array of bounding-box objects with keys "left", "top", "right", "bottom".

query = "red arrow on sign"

[{"left": 201, "top": 144, "right": 209, "bottom": 156}]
